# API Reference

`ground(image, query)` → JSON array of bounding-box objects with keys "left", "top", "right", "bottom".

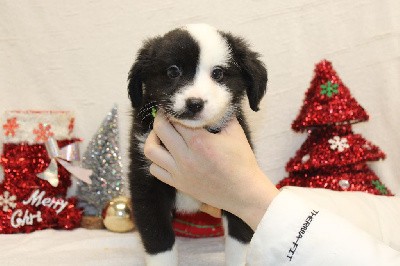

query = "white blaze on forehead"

[
  {"left": 184, "top": 24, "right": 231, "bottom": 68},
  {"left": 171, "top": 24, "right": 233, "bottom": 129}
]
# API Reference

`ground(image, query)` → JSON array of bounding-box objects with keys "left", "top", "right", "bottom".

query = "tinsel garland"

[
  {"left": 0, "top": 140, "right": 82, "bottom": 233},
  {"left": 1, "top": 140, "right": 76, "bottom": 196}
]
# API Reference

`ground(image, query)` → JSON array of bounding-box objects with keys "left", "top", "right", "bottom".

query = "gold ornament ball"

[{"left": 103, "top": 196, "right": 135, "bottom": 233}]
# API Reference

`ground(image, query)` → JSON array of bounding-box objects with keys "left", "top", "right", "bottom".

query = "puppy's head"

[{"left": 128, "top": 24, "right": 267, "bottom": 130}]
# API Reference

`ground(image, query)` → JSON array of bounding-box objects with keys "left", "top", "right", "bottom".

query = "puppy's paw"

[{"left": 145, "top": 244, "right": 178, "bottom": 266}]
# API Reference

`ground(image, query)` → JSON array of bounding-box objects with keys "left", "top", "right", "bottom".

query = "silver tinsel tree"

[{"left": 76, "top": 105, "right": 124, "bottom": 216}]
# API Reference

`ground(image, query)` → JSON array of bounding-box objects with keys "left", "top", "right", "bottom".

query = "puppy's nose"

[{"left": 185, "top": 98, "right": 205, "bottom": 114}]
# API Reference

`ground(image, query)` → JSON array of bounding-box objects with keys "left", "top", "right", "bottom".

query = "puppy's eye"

[
  {"left": 211, "top": 67, "right": 223, "bottom": 81},
  {"left": 167, "top": 65, "right": 182, "bottom": 79}
]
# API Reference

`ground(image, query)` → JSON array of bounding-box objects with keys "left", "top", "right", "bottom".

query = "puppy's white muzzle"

[{"left": 171, "top": 71, "right": 232, "bottom": 129}]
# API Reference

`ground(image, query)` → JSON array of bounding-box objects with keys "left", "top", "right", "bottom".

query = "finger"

[
  {"left": 149, "top": 163, "right": 174, "bottom": 187},
  {"left": 147, "top": 129, "right": 161, "bottom": 145},
  {"left": 153, "top": 112, "right": 187, "bottom": 156},
  {"left": 200, "top": 204, "right": 222, "bottom": 218},
  {"left": 144, "top": 131, "right": 176, "bottom": 173},
  {"left": 172, "top": 121, "right": 208, "bottom": 145},
  {"left": 173, "top": 116, "right": 241, "bottom": 145}
]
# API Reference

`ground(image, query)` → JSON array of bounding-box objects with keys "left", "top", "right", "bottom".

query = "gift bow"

[{"left": 37, "top": 138, "right": 93, "bottom": 187}]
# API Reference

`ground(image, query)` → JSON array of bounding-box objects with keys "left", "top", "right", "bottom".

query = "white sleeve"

[{"left": 247, "top": 187, "right": 400, "bottom": 266}]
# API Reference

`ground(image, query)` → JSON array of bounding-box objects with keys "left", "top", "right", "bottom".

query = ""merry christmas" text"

[{"left": 10, "top": 189, "right": 68, "bottom": 228}]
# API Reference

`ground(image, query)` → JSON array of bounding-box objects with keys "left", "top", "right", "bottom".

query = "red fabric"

[{"left": 173, "top": 212, "right": 224, "bottom": 238}]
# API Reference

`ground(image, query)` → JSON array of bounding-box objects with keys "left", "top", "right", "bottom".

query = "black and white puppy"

[{"left": 128, "top": 24, "right": 267, "bottom": 265}]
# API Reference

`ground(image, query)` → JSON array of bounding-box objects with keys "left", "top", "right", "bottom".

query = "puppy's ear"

[
  {"left": 127, "top": 37, "right": 160, "bottom": 108},
  {"left": 222, "top": 33, "right": 268, "bottom": 111},
  {"left": 127, "top": 62, "right": 143, "bottom": 108}
]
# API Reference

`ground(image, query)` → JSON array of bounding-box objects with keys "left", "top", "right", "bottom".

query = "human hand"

[{"left": 144, "top": 112, "right": 279, "bottom": 229}]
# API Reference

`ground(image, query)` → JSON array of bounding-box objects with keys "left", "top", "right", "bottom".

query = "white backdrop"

[{"left": 1, "top": 0, "right": 399, "bottom": 195}]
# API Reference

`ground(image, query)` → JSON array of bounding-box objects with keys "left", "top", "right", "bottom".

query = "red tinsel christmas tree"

[{"left": 277, "top": 60, "right": 392, "bottom": 195}]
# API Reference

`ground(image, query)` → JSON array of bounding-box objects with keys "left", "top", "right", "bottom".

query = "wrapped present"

[{"left": 0, "top": 111, "right": 86, "bottom": 233}]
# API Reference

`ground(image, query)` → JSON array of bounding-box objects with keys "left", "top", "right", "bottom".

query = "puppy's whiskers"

[
  {"left": 163, "top": 108, "right": 180, "bottom": 119},
  {"left": 137, "top": 102, "right": 165, "bottom": 118},
  {"left": 137, "top": 102, "right": 156, "bottom": 118}
]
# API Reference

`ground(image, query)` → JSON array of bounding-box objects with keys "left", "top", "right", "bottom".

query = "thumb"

[{"left": 219, "top": 116, "right": 245, "bottom": 136}]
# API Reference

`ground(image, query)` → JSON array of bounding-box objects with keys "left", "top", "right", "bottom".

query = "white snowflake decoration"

[
  {"left": 328, "top": 136, "right": 350, "bottom": 152},
  {"left": 0, "top": 191, "right": 17, "bottom": 212}
]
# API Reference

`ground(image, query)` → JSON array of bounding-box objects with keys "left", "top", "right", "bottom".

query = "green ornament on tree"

[{"left": 320, "top": 80, "right": 339, "bottom": 97}]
